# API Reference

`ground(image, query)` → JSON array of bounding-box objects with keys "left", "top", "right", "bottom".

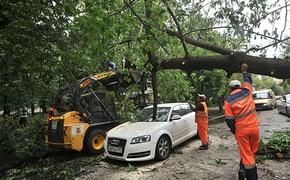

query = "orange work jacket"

[
  {"left": 224, "top": 73, "right": 259, "bottom": 130},
  {"left": 195, "top": 102, "right": 208, "bottom": 124}
]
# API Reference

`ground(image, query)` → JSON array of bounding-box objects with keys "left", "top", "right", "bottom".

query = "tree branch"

[
  {"left": 185, "top": 26, "right": 290, "bottom": 46},
  {"left": 255, "top": 4, "right": 290, "bottom": 24},
  {"left": 166, "top": 30, "right": 233, "bottom": 55},
  {"left": 123, "top": 0, "right": 170, "bottom": 55},
  {"left": 160, "top": 54, "right": 290, "bottom": 79},
  {"left": 280, "top": 0, "right": 289, "bottom": 40},
  {"left": 246, "top": 36, "right": 290, "bottom": 53},
  {"left": 108, "top": 0, "right": 139, "bottom": 17},
  {"left": 163, "top": 0, "right": 188, "bottom": 56}
]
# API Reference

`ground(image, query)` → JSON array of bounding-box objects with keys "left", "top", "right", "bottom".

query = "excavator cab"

[{"left": 45, "top": 69, "right": 141, "bottom": 154}]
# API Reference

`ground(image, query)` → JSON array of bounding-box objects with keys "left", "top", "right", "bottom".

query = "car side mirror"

[{"left": 171, "top": 114, "right": 181, "bottom": 121}]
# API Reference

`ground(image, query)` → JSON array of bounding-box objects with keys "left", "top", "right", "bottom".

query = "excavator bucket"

[{"left": 98, "top": 70, "right": 141, "bottom": 91}]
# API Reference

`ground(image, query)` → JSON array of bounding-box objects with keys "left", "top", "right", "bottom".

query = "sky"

[{"left": 194, "top": 0, "right": 290, "bottom": 58}]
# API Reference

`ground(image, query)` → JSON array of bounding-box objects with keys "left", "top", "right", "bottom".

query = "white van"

[{"left": 252, "top": 89, "right": 276, "bottom": 110}]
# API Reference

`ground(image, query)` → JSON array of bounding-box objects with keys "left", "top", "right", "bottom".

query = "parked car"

[
  {"left": 277, "top": 94, "right": 290, "bottom": 117},
  {"left": 275, "top": 95, "right": 283, "bottom": 107},
  {"left": 104, "top": 103, "right": 197, "bottom": 161},
  {"left": 252, "top": 89, "right": 276, "bottom": 110}
]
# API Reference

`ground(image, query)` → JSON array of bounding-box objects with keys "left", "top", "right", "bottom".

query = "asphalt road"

[
  {"left": 78, "top": 109, "right": 290, "bottom": 180},
  {"left": 4, "top": 109, "right": 289, "bottom": 179},
  {"left": 257, "top": 109, "right": 290, "bottom": 142}
]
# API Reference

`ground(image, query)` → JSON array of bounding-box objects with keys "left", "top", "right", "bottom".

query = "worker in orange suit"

[
  {"left": 224, "top": 63, "right": 259, "bottom": 180},
  {"left": 195, "top": 94, "right": 209, "bottom": 150}
]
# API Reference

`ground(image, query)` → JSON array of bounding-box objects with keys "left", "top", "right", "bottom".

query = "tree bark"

[
  {"left": 145, "top": 0, "right": 158, "bottom": 120},
  {"left": 160, "top": 54, "right": 290, "bottom": 79}
]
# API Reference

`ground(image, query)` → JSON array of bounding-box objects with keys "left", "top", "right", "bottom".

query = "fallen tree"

[
  {"left": 160, "top": 54, "right": 290, "bottom": 79},
  {"left": 160, "top": 31, "right": 290, "bottom": 79}
]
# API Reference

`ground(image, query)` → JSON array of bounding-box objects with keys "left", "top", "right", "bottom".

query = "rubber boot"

[
  {"left": 245, "top": 166, "right": 258, "bottom": 180},
  {"left": 238, "top": 161, "right": 246, "bottom": 180},
  {"left": 198, "top": 144, "right": 209, "bottom": 150}
]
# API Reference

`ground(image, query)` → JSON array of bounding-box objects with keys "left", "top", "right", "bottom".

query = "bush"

[
  {"left": 257, "top": 130, "right": 290, "bottom": 161},
  {"left": 0, "top": 114, "right": 49, "bottom": 159},
  {"left": 266, "top": 131, "right": 290, "bottom": 154}
]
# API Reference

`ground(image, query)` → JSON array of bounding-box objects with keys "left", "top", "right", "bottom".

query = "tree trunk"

[
  {"left": 162, "top": 31, "right": 290, "bottom": 79},
  {"left": 2, "top": 95, "right": 10, "bottom": 118},
  {"left": 40, "top": 98, "right": 47, "bottom": 113},
  {"left": 31, "top": 102, "right": 35, "bottom": 116},
  {"left": 160, "top": 55, "right": 290, "bottom": 79},
  {"left": 140, "top": 74, "right": 147, "bottom": 108},
  {"left": 145, "top": 0, "right": 158, "bottom": 120}
]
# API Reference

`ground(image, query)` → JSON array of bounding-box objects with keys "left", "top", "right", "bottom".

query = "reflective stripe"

[
  {"left": 229, "top": 91, "right": 250, "bottom": 105},
  {"left": 234, "top": 108, "right": 256, "bottom": 121}
]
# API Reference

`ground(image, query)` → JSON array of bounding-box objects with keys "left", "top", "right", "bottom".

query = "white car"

[{"left": 104, "top": 103, "right": 197, "bottom": 161}]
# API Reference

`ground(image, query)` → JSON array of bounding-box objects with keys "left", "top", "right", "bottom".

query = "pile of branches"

[{"left": 257, "top": 131, "right": 290, "bottom": 160}]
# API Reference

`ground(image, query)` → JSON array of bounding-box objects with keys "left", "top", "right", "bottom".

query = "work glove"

[{"left": 225, "top": 118, "right": 235, "bottom": 134}]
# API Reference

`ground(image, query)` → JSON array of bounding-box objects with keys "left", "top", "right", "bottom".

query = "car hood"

[{"left": 107, "top": 122, "right": 165, "bottom": 139}]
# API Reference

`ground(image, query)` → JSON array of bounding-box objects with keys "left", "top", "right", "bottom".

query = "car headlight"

[{"left": 131, "top": 135, "right": 151, "bottom": 144}]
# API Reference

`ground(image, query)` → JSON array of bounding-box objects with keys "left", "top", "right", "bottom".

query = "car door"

[
  {"left": 286, "top": 95, "right": 290, "bottom": 116},
  {"left": 180, "top": 104, "right": 196, "bottom": 137},
  {"left": 168, "top": 105, "right": 186, "bottom": 145}
]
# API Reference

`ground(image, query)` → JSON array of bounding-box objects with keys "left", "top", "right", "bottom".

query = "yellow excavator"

[{"left": 45, "top": 69, "right": 140, "bottom": 154}]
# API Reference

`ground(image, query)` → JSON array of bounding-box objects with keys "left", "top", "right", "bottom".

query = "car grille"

[
  {"left": 107, "top": 138, "right": 127, "bottom": 156},
  {"left": 48, "top": 119, "right": 64, "bottom": 143},
  {"left": 127, "top": 151, "right": 150, "bottom": 158}
]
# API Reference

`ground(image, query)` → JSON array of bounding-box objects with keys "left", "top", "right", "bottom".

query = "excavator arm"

[{"left": 54, "top": 69, "right": 141, "bottom": 123}]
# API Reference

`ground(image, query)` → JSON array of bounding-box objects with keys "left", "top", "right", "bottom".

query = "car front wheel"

[{"left": 155, "top": 135, "right": 171, "bottom": 161}]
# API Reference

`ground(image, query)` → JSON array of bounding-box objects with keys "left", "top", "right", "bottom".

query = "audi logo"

[{"left": 111, "top": 139, "right": 120, "bottom": 145}]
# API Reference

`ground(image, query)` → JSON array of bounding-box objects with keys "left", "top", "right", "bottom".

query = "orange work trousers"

[
  {"left": 235, "top": 125, "right": 259, "bottom": 168},
  {"left": 197, "top": 123, "right": 208, "bottom": 145}
]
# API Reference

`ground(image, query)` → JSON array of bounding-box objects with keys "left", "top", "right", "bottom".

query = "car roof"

[{"left": 145, "top": 103, "right": 189, "bottom": 108}]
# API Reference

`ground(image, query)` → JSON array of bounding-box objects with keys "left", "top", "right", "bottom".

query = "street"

[{"left": 78, "top": 109, "right": 290, "bottom": 180}]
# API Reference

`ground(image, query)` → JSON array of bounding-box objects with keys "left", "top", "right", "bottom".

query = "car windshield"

[
  {"left": 253, "top": 92, "right": 270, "bottom": 100},
  {"left": 133, "top": 107, "right": 171, "bottom": 122}
]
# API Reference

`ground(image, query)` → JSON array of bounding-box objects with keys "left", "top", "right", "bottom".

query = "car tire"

[
  {"left": 155, "top": 135, "right": 171, "bottom": 161},
  {"left": 84, "top": 128, "right": 106, "bottom": 154},
  {"left": 287, "top": 107, "right": 290, "bottom": 118}
]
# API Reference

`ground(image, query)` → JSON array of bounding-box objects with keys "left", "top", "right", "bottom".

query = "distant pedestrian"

[
  {"left": 48, "top": 104, "right": 58, "bottom": 118},
  {"left": 19, "top": 106, "right": 28, "bottom": 128},
  {"left": 104, "top": 60, "right": 117, "bottom": 71},
  {"left": 195, "top": 94, "right": 209, "bottom": 150},
  {"left": 224, "top": 63, "right": 259, "bottom": 180}
]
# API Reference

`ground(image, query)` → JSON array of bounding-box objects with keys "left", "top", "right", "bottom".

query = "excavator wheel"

[{"left": 85, "top": 128, "right": 106, "bottom": 154}]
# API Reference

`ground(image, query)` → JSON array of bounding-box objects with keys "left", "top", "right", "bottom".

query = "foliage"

[
  {"left": 157, "top": 70, "right": 192, "bottom": 103},
  {"left": 127, "top": 163, "right": 137, "bottom": 172},
  {"left": 8, "top": 115, "right": 48, "bottom": 159},
  {"left": 5, "top": 155, "right": 101, "bottom": 179},
  {"left": 116, "top": 95, "right": 138, "bottom": 123},
  {"left": 0, "top": 114, "right": 48, "bottom": 159},
  {"left": 192, "top": 70, "right": 228, "bottom": 106},
  {"left": 266, "top": 131, "right": 290, "bottom": 153},
  {"left": 257, "top": 131, "right": 290, "bottom": 161}
]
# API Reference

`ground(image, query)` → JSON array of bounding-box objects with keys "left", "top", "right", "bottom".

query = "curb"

[{"left": 209, "top": 115, "right": 225, "bottom": 124}]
